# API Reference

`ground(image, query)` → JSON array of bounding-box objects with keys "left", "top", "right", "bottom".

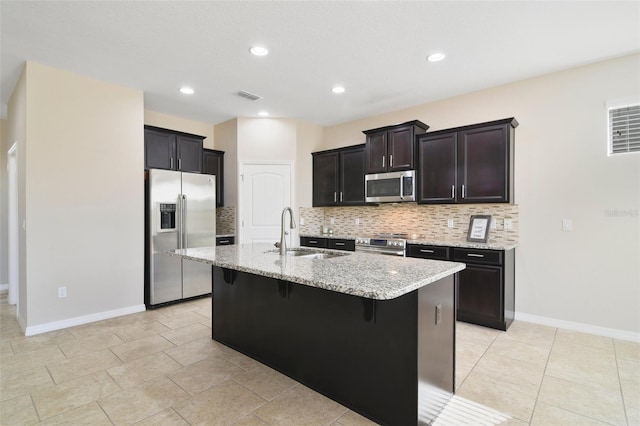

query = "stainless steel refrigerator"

[{"left": 145, "top": 168, "right": 215, "bottom": 308}]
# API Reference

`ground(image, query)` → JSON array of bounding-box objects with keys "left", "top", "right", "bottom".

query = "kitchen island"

[{"left": 170, "top": 244, "right": 465, "bottom": 425}]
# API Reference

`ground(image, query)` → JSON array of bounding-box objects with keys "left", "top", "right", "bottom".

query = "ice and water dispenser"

[{"left": 158, "top": 203, "right": 176, "bottom": 231}]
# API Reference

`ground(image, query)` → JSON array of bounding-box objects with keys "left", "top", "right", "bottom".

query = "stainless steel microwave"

[{"left": 365, "top": 170, "right": 416, "bottom": 203}]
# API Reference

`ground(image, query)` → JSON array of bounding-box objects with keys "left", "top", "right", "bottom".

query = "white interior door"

[{"left": 240, "top": 163, "right": 293, "bottom": 245}]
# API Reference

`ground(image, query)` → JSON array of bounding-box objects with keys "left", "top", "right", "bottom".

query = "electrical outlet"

[
  {"left": 355, "top": 218, "right": 360, "bottom": 225},
  {"left": 330, "top": 217, "right": 335, "bottom": 225},
  {"left": 491, "top": 218, "right": 497, "bottom": 229},
  {"left": 447, "top": 218, "right": 454, "bottom": 228},
  {"left": 562, "top": 219, "right": 572, "bottom": 231},
  {"left": 504, "top": 219, "right": 513, "bottom": 230},
  {"left": 58, "top": 287, "right": 67, "bottom": 298},
  {"left": 299, "top": 217, "right": 305, "bottom": 225}
]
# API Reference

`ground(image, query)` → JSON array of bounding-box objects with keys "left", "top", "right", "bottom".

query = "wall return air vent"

[
  {"left": 608, "top": 101, "right": 640, "bottom": 155},
  {"left": 237, "top": 90, "right": 262, "bottom": 101}
]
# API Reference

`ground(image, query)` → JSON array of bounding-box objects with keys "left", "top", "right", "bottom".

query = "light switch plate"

[
  {"left": 447, "top": 218, "right": 454, "bottom": 228},
  {"left": 330, "top": 217, "right": 335, "bottom": 225},
  {"left": 504, "top": 219, "right": 513, "bottom": 230},
  {"left": 562, "top": 219, "right": 572, "bottom": 231},
  {"left": 299, "top": 217, "right": 305, "bottom": 225}
]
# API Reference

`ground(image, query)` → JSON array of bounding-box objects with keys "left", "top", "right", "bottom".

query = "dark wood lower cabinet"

[
  {"left": 212, "top": 266, "right": 455, "bottom": 425},
  {"left": 407, "top": 244, "right": 515, "bottom": 330},
  {"left": 300, "top": 237, "right": 355, "bottom": 251}
]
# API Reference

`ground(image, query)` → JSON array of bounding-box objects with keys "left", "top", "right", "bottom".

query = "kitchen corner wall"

[
  {"left": 299, "top": 204, "right": 519, "bottom": 245},
  {"left": 311, "top": 53, "right": 640, "bottom": 337},
  {"left": 10, "top": 62, "right": 145, "bottom": 333}
]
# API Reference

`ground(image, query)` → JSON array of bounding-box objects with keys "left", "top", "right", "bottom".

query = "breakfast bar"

[{"left": 170, "top": 244, "right": 465, "bottom": 426}]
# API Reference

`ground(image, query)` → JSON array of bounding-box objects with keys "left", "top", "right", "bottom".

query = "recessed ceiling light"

[
  {"left": 427, "top": 52, "right": 446, "bottom": 62},
  {"left": 250, "top": 46, "right": 269, "bottom": 56},
  {"left": 179, "top": 86, "right": 194, "bottom": 95},
  {"left": 332, "top": 85, "right": 346, "bottom": 94},
  {"left": 258, "top": 111, "right": 269, "bottom": 117}
]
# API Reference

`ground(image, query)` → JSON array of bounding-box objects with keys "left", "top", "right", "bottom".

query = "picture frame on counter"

[{"left": 467, "top": 215, "right": 492, "bottom": 242}]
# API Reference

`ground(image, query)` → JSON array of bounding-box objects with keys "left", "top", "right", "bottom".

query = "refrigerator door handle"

[
  {"left": 182, "top": 194, "right": 188, "bottom": 248},
  {"left": 177, "top": 194, "right": 183, "bottom": 249}
]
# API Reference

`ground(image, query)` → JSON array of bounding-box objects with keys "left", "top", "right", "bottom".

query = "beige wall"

[
  {"left": 15, "top": 62, "right": 145, "bottom": 331},
  {"left": 144, "top": 110, "right": 214, "bottom": 149},
  {"left": 213, "top": 118, "right": 238, "bottom": 208},
  {"left": 296, "top": 121, "right": 324, "bottom": 208},
  {"left": 319, "top": 54, "right": 640, "bottom": 335},
  {"left": 0, "top": 119, "right": 7, "bottom": 286}
]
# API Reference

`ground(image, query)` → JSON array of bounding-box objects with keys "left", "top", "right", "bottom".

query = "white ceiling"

[{"left": 1, "top": 1, "right": 639, "bottom": 127}]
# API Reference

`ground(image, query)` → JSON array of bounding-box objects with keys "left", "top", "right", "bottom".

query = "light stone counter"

[{"left": 170, "top": 243, "right": 465, "bottom": 300}]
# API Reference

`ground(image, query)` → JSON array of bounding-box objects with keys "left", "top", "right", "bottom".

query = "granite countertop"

[
  {"left": 300, "top": 233, "right": 517, "bottom": 251},
  {"left": 169, "top": 243, "right": 465, "bottom": 300}
]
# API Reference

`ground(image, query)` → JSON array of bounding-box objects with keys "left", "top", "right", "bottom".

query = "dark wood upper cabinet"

[
  {"left": 417, "top": 118, "right": 518, "bottom": 204},
  {"left": 313, "top": 145, "right": 365, "bottom": 207},
  {"left": 144, "top": 126, "right": 204, "bottom": 173},
  {"left": 202, "top": 148, "right": 225, "bottom": 207},
  {"left": 363, "top": 120, "right": 429, "bottom": 174}
]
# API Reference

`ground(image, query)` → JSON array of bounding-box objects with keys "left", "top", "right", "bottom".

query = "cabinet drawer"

[
  {"left": 328, "top": 239, "right": 355, "bottom": 251},
  {"left": 453, "top": 248, "right": 502, "bottom": 265},
  {"left": 216, "top": 236, "right": 235, "bottom": 246},
  {"left": 300, "top": 237, "right": 328, "bottom": 248},
  {"left": 407, "top": 244, "right": 450, "bottom": 260}
]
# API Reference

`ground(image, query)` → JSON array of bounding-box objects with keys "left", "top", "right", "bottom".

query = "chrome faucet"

[{"left": 277, "top": 207, "right": 296, "bottom": 255}]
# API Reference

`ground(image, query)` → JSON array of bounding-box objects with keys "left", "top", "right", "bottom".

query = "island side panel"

[
  {"left": 417, "top": 275, "right": 455, "bottom": 425},
  {"left": 212, "top": 266, "right": 418, "bottom": 426}
]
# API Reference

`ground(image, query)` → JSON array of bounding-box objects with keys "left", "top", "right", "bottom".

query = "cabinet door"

[
  {"left": 176, "top": 135, "right": 203, "bottom": 173},
  {"left": 313, "top": 152, "right": 339, "bottom": 206},
  {"left": 365, "top": 131, "right": 387, "bottom": 173},
  {"left": 458, "top": 124, "right": 509, "bottom": 203},
  {"left": 456, "top": 264, "right": 503, "bottom": 325},
  {"left": 387, "top": 126, "right": 414, "bottom": 171},
  {"left": 145, "top": 129, "right": 176, "bottom": 170},
  {"left": 203, "top": 150, "right": 224, "bottom": 207},
  {"left": 339, "top": 147, "right": 365, "bottom": 205},
  {"left": 300, "top": 237, "right": 328, "bottom": 248},
  {"left": 327, "top": 239, "right": 355, "bottom": 251},
  {"left": 416, "top": 133, "right": 457, "bottom": 203}
]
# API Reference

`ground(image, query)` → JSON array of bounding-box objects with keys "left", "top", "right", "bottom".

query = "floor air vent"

[{"left": 237, "top": 90, "right": 262, "bottom": 101}]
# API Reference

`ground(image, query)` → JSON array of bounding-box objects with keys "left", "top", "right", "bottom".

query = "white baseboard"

[
  {"left": 515, "top": 312, "right": 640, "bottom": 343},
  {"left": 0, "top": 284, "right": 8, "bottom": 291},
  {"left": 24, "top": 304, "right": 146, "bottom": 337}
]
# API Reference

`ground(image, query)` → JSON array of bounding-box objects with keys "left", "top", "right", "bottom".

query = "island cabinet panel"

[
  {"left": 363, "top": 120, "right": 429, "bottom": 174},
  {"left": 144, "top": 126, "right": 204, "bottom": 173},
  {"left": 312, "top": 145, "right": 365, "bottom": 207},
  {"left": 212, "top": 267, "right": 455, "bottom": 426},
  {"left": 416, "top": 118, "right": 517, "bottom": 204}
]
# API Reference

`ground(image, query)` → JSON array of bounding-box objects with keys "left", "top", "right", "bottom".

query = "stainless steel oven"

[{"left": 355, "top": 235, "right": 407, "bottom": 256}]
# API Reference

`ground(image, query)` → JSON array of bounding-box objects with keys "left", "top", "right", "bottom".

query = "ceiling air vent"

[{"left": 237, "top": 90, "right": 262, "bottom": 101}]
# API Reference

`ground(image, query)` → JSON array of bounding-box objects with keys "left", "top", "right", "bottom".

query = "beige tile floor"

[{"left": 0, "top": 291, "right": 638, "bottom": 425}]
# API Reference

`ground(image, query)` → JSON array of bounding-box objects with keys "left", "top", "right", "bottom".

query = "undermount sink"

[{"left": 275, "top": 248, "right": 350, "bottom": 260}]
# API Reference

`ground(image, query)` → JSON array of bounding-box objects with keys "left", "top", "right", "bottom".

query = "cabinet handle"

[
  {"left": 218, "top": 240, "right": 229, "bottom": 244},
  {"left": 420, "top": 249, "right": 434, "bottom": 253},
  {"left": 390, "top": 155, "right": 393, "bottom": 167},
  {"left": 382, "top": 155, "right": 385, "bottom": 168},
  {"left": 309, "top": 240, "right": 317, "bottom": 244},
  {"left": 467, "top": 253, "right": 484, "bottom": 258},
  {"left": 451, "top": 185, "right": 456, "bottom": 199},
  {"left": 462, "top": 184, "right": 466, "bottom": 199},
  {"left": 340, "top": 192, "right": 343, "bottom": 202},
  {"left": 334, "top": 192, "right": 337, "bottom": 202},
  {"left": 178, "top": 158, "right": 182, "bottom": 170},
  {"left": 170, "top": 158, "right": 174, "bottom": 169},
  {"left": 335, "top": 242, "right": 345, "bottom": 246}
]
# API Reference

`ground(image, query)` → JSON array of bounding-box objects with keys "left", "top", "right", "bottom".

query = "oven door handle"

[{"left": 355, "top": 246, "right": 405, "bottom": 256}]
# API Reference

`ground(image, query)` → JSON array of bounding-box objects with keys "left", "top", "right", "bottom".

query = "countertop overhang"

[{"left": 169, "top": 243, "right": 465, "bottom": 300}]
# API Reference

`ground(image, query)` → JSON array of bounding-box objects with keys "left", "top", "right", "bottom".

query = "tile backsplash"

[
  {"left": 216, "top": 206, "right": 236, "bottom": 235},
  {"left": 299, "top": 203, "right": 519, "bottom": 244}
]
